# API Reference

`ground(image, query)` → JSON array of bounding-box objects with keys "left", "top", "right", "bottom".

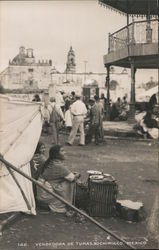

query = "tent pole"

[
  {"left": 5, "top": 165, "right": 31, "bottom": 210},
  {"left": 0, "top": 156, "right": 135, "bottom": 250},
  {"left": 0, "top": 212, "right": 22, "bottom": 236}
]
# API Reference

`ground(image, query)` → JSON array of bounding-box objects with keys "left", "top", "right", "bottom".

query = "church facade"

[
  {"left": 0, "top": 46, "right": 52, "bottom": 89},
  {"left": 0, "top": 46, "right": 130, "bottom": 102}
]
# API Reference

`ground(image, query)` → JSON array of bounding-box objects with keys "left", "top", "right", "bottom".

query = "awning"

[{"left": 99, "top": 0, "right": 159, "bottom": 16}]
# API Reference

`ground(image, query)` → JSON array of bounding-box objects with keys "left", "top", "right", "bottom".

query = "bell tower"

[{"left": 65, "top": 46, "right": 76, "bottom": 73}]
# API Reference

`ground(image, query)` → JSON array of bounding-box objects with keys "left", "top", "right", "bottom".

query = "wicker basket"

[{"left": 88, "top": 178, "right": 118, "bottom": 217}]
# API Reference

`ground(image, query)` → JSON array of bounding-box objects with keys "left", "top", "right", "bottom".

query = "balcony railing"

[{"left": 108, "top": 19, "right": 158, "bottom": 53}]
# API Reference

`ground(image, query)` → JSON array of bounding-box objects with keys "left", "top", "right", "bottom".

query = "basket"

[{"left": 88, "top": 177, "right": 118, "bottom": 217}]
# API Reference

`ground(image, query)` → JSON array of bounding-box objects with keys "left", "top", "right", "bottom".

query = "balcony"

[{"left": 104, "top": 19, "right": 158, "bottom": 68}]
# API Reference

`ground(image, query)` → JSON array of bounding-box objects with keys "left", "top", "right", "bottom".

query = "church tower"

[{"left": 65, "top": 46, "right": 76, "bottom": 73}]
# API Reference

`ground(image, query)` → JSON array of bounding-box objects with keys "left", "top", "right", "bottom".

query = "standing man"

[
  {"left": 49, "top": 97, "right": 65, "bottom": 145},
  {"left": 94, "top": 95, "right": 104, "bottom": 142},
  {"left": 85, "top": 98, "right": 100, "bottom": 145},
  {"left": 67, "top": 95, "right": 87, "bottom": 146}
]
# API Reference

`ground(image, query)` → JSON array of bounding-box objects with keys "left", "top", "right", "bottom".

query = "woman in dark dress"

[{"left": 36, "top": 145, "right": 79, "bottom": 215}]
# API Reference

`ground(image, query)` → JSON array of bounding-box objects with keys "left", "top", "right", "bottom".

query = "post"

[
  {"left": 146, "top": 22, "right": 152, "bottom": 43},
  {"left": 127, "top": 13, "right": 130, "bottom": 55},
  {"left": 108, "top": 33, "right": 110, "bottom": 53},
  {"left": 130, "top": 17, "right": 135, "bottom": 45},
  {"left": 157, "top": 0, "right": 159, "bottom": 105},
  {"left": 128, "top": 60, "right": 136, "bottom": 123},
  {"left": 84, "top": 60, "right": 88, "bottom": 84},
  {"left": 146, "top": 4, "right": 152, "bottom": 44},
  {"left": 105, "top": 65, "right": 110, "bottom": 121}
]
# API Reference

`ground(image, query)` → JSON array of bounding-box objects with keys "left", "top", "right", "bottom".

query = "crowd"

[
  {"left": 30, "top": 91, "right": 158, "bottom": 218},
  {"left": 110, "top": 95, "right": 129, "bottom": 121},
  {"left": 39, "top": 91, "right": 106, "bottom": 146}
]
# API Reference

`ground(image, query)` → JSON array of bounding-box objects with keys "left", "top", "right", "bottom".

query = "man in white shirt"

[{"left": 67, "top": 95, "right": 87, "bottom": 146}]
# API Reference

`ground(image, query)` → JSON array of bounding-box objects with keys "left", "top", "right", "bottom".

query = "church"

[
  {"left": 0, "top": 46, "right": 52, "bottom": 90},
  {"left": 0, "top": 46, "right": 129, "bottom": 101}
]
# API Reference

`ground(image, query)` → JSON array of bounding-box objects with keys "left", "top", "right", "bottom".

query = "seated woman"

[
  {"left": 31, "top": 141, "right": 46, "bottom": 180},
  {"left": 119, "top": 96, "right": 129, "bottom": 121},
  {"left": 30, "top": 141, "right": 47, "bottom": 202},
  {"left": 36, "top": 145, "right": 80, "bottom": 215}
]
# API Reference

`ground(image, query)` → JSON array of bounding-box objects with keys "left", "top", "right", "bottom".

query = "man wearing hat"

[
  {"left": 49, "top": 97, "right": 65, "bottom": 145},
  {"left": 66, "top": 95, "right": 87, "bottom": 146},
  {"left": 85, "top": 98, "right": 100, "bottom": 145}
]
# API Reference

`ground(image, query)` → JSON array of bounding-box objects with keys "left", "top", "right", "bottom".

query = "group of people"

[
  {"left": 135, "top": 93, "right": 159, "bottom": 139},
  {"left": 110, "top": 95, "right": 129, "bottom": 121},
  {"left": 43, "top": 92, "right": 105, "bottom": 146},
  {"left": 31, "top": 142, "right": 80, "bottom": 217}
]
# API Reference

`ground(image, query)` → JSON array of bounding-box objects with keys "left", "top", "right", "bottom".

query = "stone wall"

[{"left": 0, "top": 65, "right": 52, "bottom": 89}]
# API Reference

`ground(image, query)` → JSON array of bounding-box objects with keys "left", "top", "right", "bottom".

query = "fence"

[{"left": 108, "top": 19, "right": 158, "bottom": 52}]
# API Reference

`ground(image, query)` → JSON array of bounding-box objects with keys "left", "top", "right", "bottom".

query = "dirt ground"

[{"left": 0, "top": 133, "right": 158, "bottom": 250}]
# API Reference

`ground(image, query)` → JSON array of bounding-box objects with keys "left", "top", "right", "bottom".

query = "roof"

[{"left": 99, "top": 0, "right": 159, "bottom": 16}]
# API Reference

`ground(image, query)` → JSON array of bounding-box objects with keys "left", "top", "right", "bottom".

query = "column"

[
  {"left": 128, "top": 60, "right": 136, "bottom": 123},
  {"left": 105, "top": 65, "right": 110, "bottom": 121},
  {"left": 146, "top": 2, "right": 152, "bottom": 43},
  {"left": 146, "top": 15, "right": 152, "bottom": 43}
]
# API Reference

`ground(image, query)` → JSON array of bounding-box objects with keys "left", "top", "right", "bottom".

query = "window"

[
  {"left": 28, "top": 68, "right": 34, "bottom": 72},
  {"left": 29, "top": 80, "right": 33, "bottom": 86}
]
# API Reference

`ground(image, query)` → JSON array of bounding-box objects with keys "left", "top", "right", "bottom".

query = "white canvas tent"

[{"left": 0, "top": 95, "right": 44, "bottom": 215}]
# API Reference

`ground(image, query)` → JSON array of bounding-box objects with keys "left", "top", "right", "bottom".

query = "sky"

[{"left": 0, "top": 0, "right": 157, "bottom": 82}]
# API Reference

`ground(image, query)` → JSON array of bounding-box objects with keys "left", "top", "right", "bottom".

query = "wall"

[
  {"left": 51, "top": 72, "right": 130, "bottom": 101},
  {"left": 0, "top": 66, "right": 130, "bottom": 102},
  {"left": 0, "top": 65, "right": 52, "bottom": 89}
]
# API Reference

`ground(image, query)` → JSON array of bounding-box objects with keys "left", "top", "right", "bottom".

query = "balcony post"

[
  {"left": 128, "top": 60, "right": 136, "bottom": 123},
  {"left": 158, "top": 0, "right": 159, "bottom": 105},
  {"left": 108, "top": 33, "right": 110, "bottom": 53},
  {"left": 105, "top": 65, "right": 110, "bottom": 121},
  {"left": 130, "top": 18, "right": 135, "bottom": 45},
  {"left": 146, "top": 14, "right": 152, "bottom": 43}
]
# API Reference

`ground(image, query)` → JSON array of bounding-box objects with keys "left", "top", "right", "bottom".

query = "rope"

[{"left": 0, "top": 156, "right": 136, "bottom": 250}]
